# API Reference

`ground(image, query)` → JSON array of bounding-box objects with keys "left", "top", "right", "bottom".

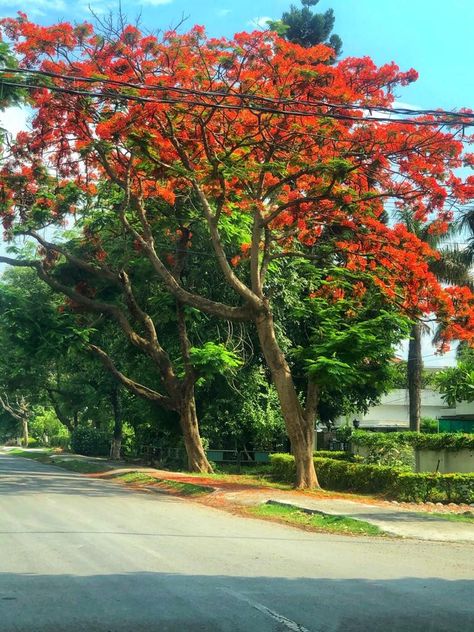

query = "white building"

[{"left": 337, "top": 389, "right": 474, "bottom": 430}]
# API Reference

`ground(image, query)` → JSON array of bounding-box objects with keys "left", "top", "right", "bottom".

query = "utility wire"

[
  {"left": 1, "top": 66, "right": 473, "bottom": 123},
  {"left": 1, "top": 74, "right": 472, "bottom": 127}
]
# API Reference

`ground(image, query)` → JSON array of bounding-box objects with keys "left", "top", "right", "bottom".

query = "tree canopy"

[{"left": 0, "top": 15, "right": 473, "bottom": 486}]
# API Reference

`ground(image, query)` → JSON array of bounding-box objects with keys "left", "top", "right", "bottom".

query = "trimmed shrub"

[
  {"left": 269, "top": 453, "right": 474, "bottom": 503},
  {"left": 70, "top": 426, "right": 110, "bottom": 457},
  {"left": 313, "top": 457, "right": 399, "bottom": 494},
  {"left": 270, "top": 453, "right": 295, "bottom": 483},
  {"left": 390, "top": 472, "right": 474, "bottom": 504},
  {"left": 420, "top": 417, "right": 438, "bottom": 434},
  {"left": 50, "top": 434, "right": 70, "bottom": 450},
  {"left": 351, "top": 430, "right": 474, "bottom": 451},
  {"left": 313, "top": 450, "right": 350, "bottom": 460}
]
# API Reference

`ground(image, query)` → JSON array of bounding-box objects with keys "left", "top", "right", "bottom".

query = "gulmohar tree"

[{"left": 1, "top": 17, "right": 474, "bottom": 487}]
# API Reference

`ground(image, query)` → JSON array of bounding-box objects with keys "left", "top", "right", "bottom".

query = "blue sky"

[{"left": 1, "top": 0, "right": 472, "bottom": 366}]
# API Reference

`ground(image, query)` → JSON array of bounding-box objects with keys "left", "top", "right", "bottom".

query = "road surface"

[{"left": 0, "top": 452, "right": 473, "bottom": 632}]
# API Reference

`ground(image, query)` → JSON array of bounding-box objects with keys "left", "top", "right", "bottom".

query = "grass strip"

[
  {"left": 114, "top": 471, "right": 214, "bottom": 496},
  {"left": 8, "top": 449, "right": 113, "bottom": 473},
  {"left": 156, "top": 478, "right": 214, "bottom": 496},
  {"left": 249, "top": 502, "right": 385, "bottom": 536},
  {"left": 51, "top": 458, "right": 113, "bottom": 473},
  {"left": 8, "top": 448, "right": 53, "bottom": 461},
  {"left": 427, "top": 511, "right": 474, "bottom": 524},
  {"left": 114, "top": 471, "right": 157, "bottom": 485}
]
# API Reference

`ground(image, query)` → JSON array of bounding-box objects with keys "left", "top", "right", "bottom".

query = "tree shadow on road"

[{"left": 0, "top": 572, "right": 472, "bottom": 632}]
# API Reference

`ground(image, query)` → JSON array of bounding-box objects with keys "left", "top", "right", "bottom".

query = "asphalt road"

[{"left": 0, "top": 453, "right": 473, "bottom": 632}]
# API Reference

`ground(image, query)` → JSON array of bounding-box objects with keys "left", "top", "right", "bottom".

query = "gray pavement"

[{"left": 0, "top": 452, "right": 473, "bottom": 632}]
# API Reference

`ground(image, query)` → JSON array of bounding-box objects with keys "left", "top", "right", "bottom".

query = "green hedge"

[
  {"left": 50, "top": 435, "right": 70, "bottom": 450},
  {"left": 351, "top": 430, "right": 474, "bottom": 451},
  {"left": 70, "top": 426, "right": 110, "bottom": 457},
  {"left": 313, "top": 450, "right": 350, "bottom": 460},
  {"left": 270, "top": 453, "right": 474, "bottom": 503}
]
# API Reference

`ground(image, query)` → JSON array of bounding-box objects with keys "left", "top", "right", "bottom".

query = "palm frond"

[{"left": 429, "top": 246, "right": 474, "bottom": 289}]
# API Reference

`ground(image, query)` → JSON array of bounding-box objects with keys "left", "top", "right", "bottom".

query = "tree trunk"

[
  {"left": 407, "top": 322, "right": 422, "bottom": 432},
  {"left": 174, "top": 296, "right": 212, "bottom": 474},
  {"left": 21, "top": 418, "right": 29, "bottom": 448},
  {"left": 110, "top": 385, "right": 123, "bottom": 460},
  {"left": 46, "top": 390, "right": 73, "bottom": 432},
  {"left": 256, "top": 311, "right": 319, "bottom": 488},
  {"left": 179, "top": 392, "right": 213, "bottom": 473}
]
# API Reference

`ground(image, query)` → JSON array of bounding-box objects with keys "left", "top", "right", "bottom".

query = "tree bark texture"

[
  {"left": 110, "top": 385, "right": 123, "bottom": 460},
  {"left": 256, "top": 310, "right": 319, "bottom": 488},
  {"left": 407, "top": 322, "right": 422, "bottom": 432},
  {"left": 21, "top": 418, "right": 29, "bottom": 448},
  {"left": 175, "top": 299, "right": 213, "bottom": 474},
  {"left": 179, "top": 392, "right": 213, "bottom": 473}
]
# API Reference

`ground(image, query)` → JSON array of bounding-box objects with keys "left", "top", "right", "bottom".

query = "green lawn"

[
  {"left": 428, "top": 512, "right": 474, "bottom": 524},
  {"left": 114, "top": 471, "right": 158, "bottom": 485},
  {"left": 51, "top": 458, "right": 113, "bottom": 473},
  {"left": 8, "top": 448, "right": 53, "bottom": 460},
  {"left": 249, "top": 502, "right": 385, "bottom": 536},
  {"left": 7, "top": 449, "right": 112, "bottom": 473},
  {"left": 113, "top": 471, "right": 214, "bottom": 496}
]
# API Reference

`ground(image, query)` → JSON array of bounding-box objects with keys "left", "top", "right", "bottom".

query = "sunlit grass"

[
  {"left": 114, "top": 471, "right": 214, "bottom": 496},
  {"left": 427, "top": 512, "right": 474, "bottom": 524},
  {"left": 248, "top": 502, "right": 385, "bottom": 536}
]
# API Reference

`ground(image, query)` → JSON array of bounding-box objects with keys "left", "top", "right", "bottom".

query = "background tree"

[
  {"left": 398, "top": 217, "right": 474, "bottom": 431},
  {"left": 268, "top": 0, "right": 342, "bottom": 54},
  {"left": 0, "top": 267, "right": 126, "bottom": 449},
  {"left": 435, "top": 347, "right": 474, "bottom": 407}
]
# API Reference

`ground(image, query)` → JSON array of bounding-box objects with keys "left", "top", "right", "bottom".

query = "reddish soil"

[{"left": 90, "top": 467, "right": 473, "bottom": 515}]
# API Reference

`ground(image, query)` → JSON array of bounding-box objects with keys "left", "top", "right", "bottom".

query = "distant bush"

[
  {"left": 270, "top": 453, "right": 474, "bottom": 503},
  {"left": 351, "top": 430, "right": 474, "bottom": 451},
  {"left": 313, "top": 450, "right": 350, "bottom": 460},
  {"left": 50, "top": 434, "right": 70, "bottom": 450},
  {"left": 27, "top": 437, "right": 39, "bottom": 447},
  {"left": 420, "top": 417, "right": 438, "bottom": 434},
  {"left": 70, "top": 426, "right": 110, "bottom": 457}
]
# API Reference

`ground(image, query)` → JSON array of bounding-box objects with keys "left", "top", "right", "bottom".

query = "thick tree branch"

[
  {"left": 0, "top": 394, "right": 24, "bottom": 421},
  {"left": 88, "top": 345, "right": 173, "bottom": 408},
  {"left": 118, "top": 209, "right": 253, "bottom": 321},
  {"left": 27, "top": 231, "right": 120, "bottom": 285}
]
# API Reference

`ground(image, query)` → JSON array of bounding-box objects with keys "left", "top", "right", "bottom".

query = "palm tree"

[{"left": 403, "top": 220, "right": 473, "bottom": 431}]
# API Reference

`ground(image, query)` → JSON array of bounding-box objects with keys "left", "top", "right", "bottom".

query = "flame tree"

[{"left": 0, "top": 16, "right": 473, "bottom": 486}]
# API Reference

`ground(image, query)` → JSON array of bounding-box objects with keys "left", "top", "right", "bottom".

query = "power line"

[
  {"left": 2, "top": 66, "right": 473, "bottom": 123},
  {"left": 1, "top": 72, "right": 473, "bottom": 127}
]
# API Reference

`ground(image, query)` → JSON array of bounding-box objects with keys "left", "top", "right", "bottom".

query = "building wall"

[
  {"left": 416, "top": 449, "right": 474, "bottom": 474},
  {"left": 337, "top": 389, "right": 460, "bottom": 429}
]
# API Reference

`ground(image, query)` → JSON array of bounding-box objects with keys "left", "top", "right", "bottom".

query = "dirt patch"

[{"left": 88, "top": 467, "right": 473, "bottom": 515}]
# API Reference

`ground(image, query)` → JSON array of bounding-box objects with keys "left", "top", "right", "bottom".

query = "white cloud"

[
  {"left": 393, "top": 101, "right": 421, "bottom": 111},
  {"left": 248, "top": 16, "right": 272, "bottom": 30},
  {"left": 0, "top": 0, "right": 66, "bottom": 17},
  {"left": 0, "top": 106, "right": 29, "bottom": 137}
]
